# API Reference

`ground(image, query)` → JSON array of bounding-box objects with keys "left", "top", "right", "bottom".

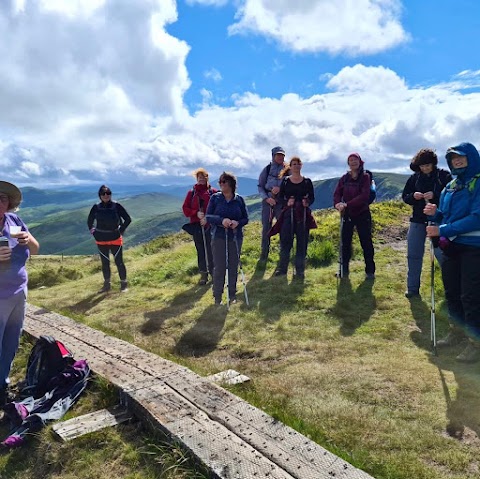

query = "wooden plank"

[
  {"left": 53, "top": 405, "right": 132, "bottom": 441},
  {"left": 23, "top": 304, "right": 376, "bottom": 479}
]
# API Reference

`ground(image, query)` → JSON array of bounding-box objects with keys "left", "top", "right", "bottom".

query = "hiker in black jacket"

[
  {"left": 87, "top": 185, "right": 131, "bottom": 293},
  {"left": 402, "top": 149, "right": 451, "bottom": 298}
]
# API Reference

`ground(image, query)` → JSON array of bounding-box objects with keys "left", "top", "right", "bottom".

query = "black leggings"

[{"left": 97, "top": 244, "right": 127, "bottom": 281}]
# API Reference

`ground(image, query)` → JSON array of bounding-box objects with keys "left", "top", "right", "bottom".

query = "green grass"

[{"left": 25, "top": 200, "right": 480, "bottom": 479}]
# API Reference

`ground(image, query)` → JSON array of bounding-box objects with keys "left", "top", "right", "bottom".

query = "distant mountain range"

[{"left": 17, "top": 172, "right": 408, "bottom": 255}]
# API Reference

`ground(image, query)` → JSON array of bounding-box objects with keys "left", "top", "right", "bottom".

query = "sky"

[{"left": 1, "top": 0, "right": 480, "bottom": 187}]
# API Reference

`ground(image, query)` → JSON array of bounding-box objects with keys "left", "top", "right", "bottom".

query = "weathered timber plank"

[
  {"left": 53, "top": 405, "right": 132, "bottom": 441},
  {"left": 213, "top": 401, "right": 372, "bottom": 479},
  {"left": 24, "top": 304, "right": 375, "bottom": 479}
]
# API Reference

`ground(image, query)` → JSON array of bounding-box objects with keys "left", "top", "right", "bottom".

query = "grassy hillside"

[{"left": 25, "top": 200, "right": 480, "bottom": 479}]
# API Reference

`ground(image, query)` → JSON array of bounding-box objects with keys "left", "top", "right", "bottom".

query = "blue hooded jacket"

[{"left": 434, "top": 142, "right": 480, "bottom": 246}]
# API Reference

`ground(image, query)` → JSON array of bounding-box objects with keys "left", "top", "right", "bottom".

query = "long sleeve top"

[
  {"left": 279, "top": 177, "right": 315, "bottom": 206},
  {"left": 206, "top": 192, "right": 249, "bottom": 241},
  {"left": 333, "top": 170, "right": 370, "bottom": 218},
  {"left": 257, "top": 162, "right": 285, "bottom": 200}
]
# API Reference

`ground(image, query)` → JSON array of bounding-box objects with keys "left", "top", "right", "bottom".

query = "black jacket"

[
  {"left": 402, "top": 168, "right": 452, "bottom": 223},
  {"left": 87, "top": 201, "right": 132, "bottom": 242}
]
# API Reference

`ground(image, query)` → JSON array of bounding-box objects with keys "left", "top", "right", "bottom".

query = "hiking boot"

[
  {"left": 198, "top": 272, "right": 208, "bottom": 285},
  {"left": 365, "top": 273, "right": 376, "bottom": 280},
  {"left": 335, "top": 271, "right": 349, "bottom": 279},
  {"left": 456, "top": 340, "right": 480, "bottom": 363},
  {"left": 293, "top": 272, "right": 305, "bottom": 282},
  {"left": 405, "top": 290, "right": 420, "bottom": 299},
  {"left": 437, "top": 328, "right": 466, "bottom": 348},
  {"left": 120, "top": 281, "right": 128, "bottom": 292},
  {"left": 274, "top": 270, "right": 286, "bottom": 277},
  {"left": 99, "top": 281, "right": 111, "bottom": 293}
]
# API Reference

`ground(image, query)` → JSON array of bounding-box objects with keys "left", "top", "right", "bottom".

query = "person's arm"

[
  {"left": 26, "top": 232, "right": 40, "bottom": 255},
  {"left": 87, "top": 204, "right": 97, "bottom": 230},
  {"left": 238, "top": 196, "right": 249, "bottom": 228},
  {"left": 206, "top": 194, "right": 222, "bottom": 225},
  {"left": 116, "top": 203, "right": 132, "bottom": 234},
  {"left": 257, "top": 166, "right": 269, "bottom": 200},
  {"left": 333, "top": 176, "right": 344, "bottom": 207},
  {"left": 439, "top": 188, "right": 480, "bottom": 238},
  {"left": 182, "top": 190, "right": 198, "bottom": 219},
  {"left": 402, "top": 175, "right": 417, "bottom": 205},
  {"left": 304, "top": 178, "right": 315, "bottom": 206}
]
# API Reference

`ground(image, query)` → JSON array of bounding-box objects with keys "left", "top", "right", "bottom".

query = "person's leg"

[
  {"left": 341, "top": 216, "right": 355, "bottom": 276},
  {"left": 0, "top": 291, "right": 26, "bottom": 389},
  {"left": 211, "top": 237, "right": 226, "bottom": 303},
  {"left": 406, "top": 222, "right": 425, "bottom": 295},
  {"left": 193, "top": 225, "right": 208, "bottom": 284},
  {"left": 97, "top": 244, "right": 111, "bottom": 291},
  {"left": 277, "top": 211, "right": 293, "bottom": 274},
  {"left": 260, "top": 201, "right": 273, "bottom": 259},
  {"left": 356, "top": 211, "right": 375, "bottom": 276},
  {"left": 228, "top": 237, "right": 241, "bottom": 300},
  {"left": 294, "top": 220, "right": 308, "bottom": 276},
  {"left": 205, "top": 229, "right": 214, "bottom": 276}
]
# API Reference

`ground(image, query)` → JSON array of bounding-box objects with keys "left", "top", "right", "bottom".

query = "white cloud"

[
  {"left": 204, "top": 68, "right": 223, "bottom": 82},
  {"left": 228, "top": 0, "right": 409, "bottom": 55}
]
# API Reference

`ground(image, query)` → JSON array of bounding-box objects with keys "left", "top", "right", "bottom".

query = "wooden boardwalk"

[{"left": 24, "top": 304, "right": 375, "bottom": 479}]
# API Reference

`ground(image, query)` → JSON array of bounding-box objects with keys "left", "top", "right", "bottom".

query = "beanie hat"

[
  {"left": 410, "top": 148, "right": 438, "bottom": 172},
  {"left": 347, "top": 152, "right": 364, "bottom": 168}
]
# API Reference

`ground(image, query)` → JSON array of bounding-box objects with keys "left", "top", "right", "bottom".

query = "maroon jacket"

[
  {"left": 333, "top": 167, "right": 371, "bottom": 218},
  {"left": 182, "top": 184, "right": 217, "bottom": 224}
]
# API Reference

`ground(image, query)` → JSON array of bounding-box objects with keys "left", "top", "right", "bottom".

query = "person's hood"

[
  {"left": 445, "top": 142, "right": 480, "bottom": 180},
  {"left": 347, "top": 153, "right": 365, "bottom": 176}
]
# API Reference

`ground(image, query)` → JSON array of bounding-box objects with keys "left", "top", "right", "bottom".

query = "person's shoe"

[
  {"left": 405, "top": 291, "right": 420, "bottom": 299},
  {"left": 365, "top": 273, "right": 376, "bottom": 280},
  {"left": 214, "top": 297, "right": 223, "bottom": 306},
  {"left": 335, "top": 271, "right": 349, "bottom": 279},
  {"left": 293, "top": 272, "right": 305, "bottom": 282},
  {"left": 274, "top": 270, "right": 286, "bottom": 277},
  {"left": 120, "top": 281, "right": 128, "bottom": 292},
  {"left": 99, "top": 281, "right": 111, "bottom": 293},
  {"left": 198, "top": 272, "right": 208, "bottom": 285},
  {"left": 259, "top": 252, "right": 268, "bottom": 262},
  {"left": 229, "top": 298, "right": 237, "bottom": 305},
  {"left": 456, "top": 341, "right": 480, "bottom": 363},
  {"left": 437, "top": 328, "right": 467, "bottom": 348}
]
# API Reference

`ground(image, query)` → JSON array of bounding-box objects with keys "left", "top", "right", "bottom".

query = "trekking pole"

[
  {"left": 225, "top": 228, "right": 230, "bottom": 310},
  {"left": 234, "top": 229, "right": 249, "bottom": 306},
  {"left": 337, "top": 210, "right": 344, "bottom": 283},
  {"left": 427, "top": 200, "right": 437, "bottom": 355},
  {"left": 199, "top": 203, "right": 210, "bottom": 275},
  {"left": 303, "top": 195, "right": 308, "bottom": 251}
]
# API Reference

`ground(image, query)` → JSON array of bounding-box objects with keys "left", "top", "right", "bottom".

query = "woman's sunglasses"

[
  {"left": 218, "top": 180, "right": 228, "bottom": 184},
  {"left": 100, "top": 191, "right": 112, "bottom": 196}
]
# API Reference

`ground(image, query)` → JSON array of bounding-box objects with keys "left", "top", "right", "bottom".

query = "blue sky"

[{"left": 1, "top": 0, "right": 480, "bottom": 187}]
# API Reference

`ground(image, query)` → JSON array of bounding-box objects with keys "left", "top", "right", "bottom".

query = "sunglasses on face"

[
  {"left": 100, "top": 191, "right": 112, "bottom": 196},
  {"left": 218, "top": 180, "right": 228, "bottom": 184}
]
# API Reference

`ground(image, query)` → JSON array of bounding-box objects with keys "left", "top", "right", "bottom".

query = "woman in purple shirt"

[{"left": 0, "top": 181, "right": 39, "bottom": 406}]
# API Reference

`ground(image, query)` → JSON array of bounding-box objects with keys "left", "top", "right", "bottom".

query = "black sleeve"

[
  {"left": 402, "top": 175, "right": 417, "bottom": 205},
  {"left": 116, "top": 203, "right": 132, "bottom": 234},
  {"left": 305, "top": 178, "right": 315, "bottom": 205},
  {"left": 87, "top": 204, "right": 97, "bottom": 229}
]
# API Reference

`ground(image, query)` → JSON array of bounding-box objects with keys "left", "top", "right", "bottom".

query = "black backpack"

[
  {"left": 95, "top": 202, "right": 120, "bottom": 230},
  {"left": 20, "top": 336, "right": 75, "bottom": 398}
]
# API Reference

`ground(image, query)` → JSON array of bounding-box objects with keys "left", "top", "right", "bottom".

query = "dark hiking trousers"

[
  {"left": 97, "top": 244, "right": 126, "bottom": 281},
  {"left": 441, "top": 243, "right": 480, "bottom": 340},
  {"left": 261, "top": 200, "right": 283, "bottom": 257},
  {"left": 278, "top": 209, "right": 308, "bottom": 275},
  {"left": 341, "top": 211, "right": 375, "bottom": 275},
  {"left": 192, "top": 224, "right": 213, "bottom": 274},
  {"left": 212, "top": 237, "right": 240, "bottom": 301}
]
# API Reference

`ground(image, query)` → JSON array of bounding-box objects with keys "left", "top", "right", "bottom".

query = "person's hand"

[
  {"left": 200, "top": 218, "right": 207, "bottom": 226},
  {"left": 335, "top": 202, "right": 346, "bottom": 212},
  {"left": 271, "top": 186, "right": 280, "bottom": 195},
  {"left": 287, "top": 197, "right": 295, "bottom": 207},
  {"left": 222, "top": 218, "right": 231, "bottom": 228},
  {"left": 230, "top": 220, "right": 239, "bottom": 229},
  {"left": 266, "top": 197, "right": 276, "bottom": 206},
  {"left": 197, "top": 211, "right": 205, "bottom": 219},
  {"left": 413, "top": 192, "right": 424, "bottom": 200},
  {"left": 423, "top": 203, "right": 437, "bottom": 216},
  {"left": 90, "top": 227, "right": 96, "bottom": 235},
  {"left": 423, "top": 191, "right": 434, "bottom": 201},
  {"left": 302, "top": 198, "right": 309, "bottom": 208},
  {"left": 15, "top": 232, "right": 30, "bottom": 246},
  {"left": 0, "top": 245, "right": 11, "bottom": 262},
  {"left": 426, "top": 225, "right": 439, "bottom": 238}
]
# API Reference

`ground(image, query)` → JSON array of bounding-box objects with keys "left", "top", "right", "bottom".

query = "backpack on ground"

[{"left": 20, "top": 336, "right": 75, "bottom": 398}]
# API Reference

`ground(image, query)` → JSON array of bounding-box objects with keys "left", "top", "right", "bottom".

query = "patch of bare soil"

[{"left": 376, "top": 216, "right": 410, "bottom": 251}]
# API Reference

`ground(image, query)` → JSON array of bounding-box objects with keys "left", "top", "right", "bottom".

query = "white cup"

[{"left": 9, "top": 225, "right": 22, "bottom": 237}]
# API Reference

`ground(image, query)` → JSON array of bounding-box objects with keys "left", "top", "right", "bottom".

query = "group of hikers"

[{"left": 1, "top": 140, "right": 480, "bottom": 409}]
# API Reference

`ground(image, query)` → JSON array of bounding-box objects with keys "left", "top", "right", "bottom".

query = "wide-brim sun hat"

[{"left": 0, "top": 181, "right": 22, "bottom": 211}]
